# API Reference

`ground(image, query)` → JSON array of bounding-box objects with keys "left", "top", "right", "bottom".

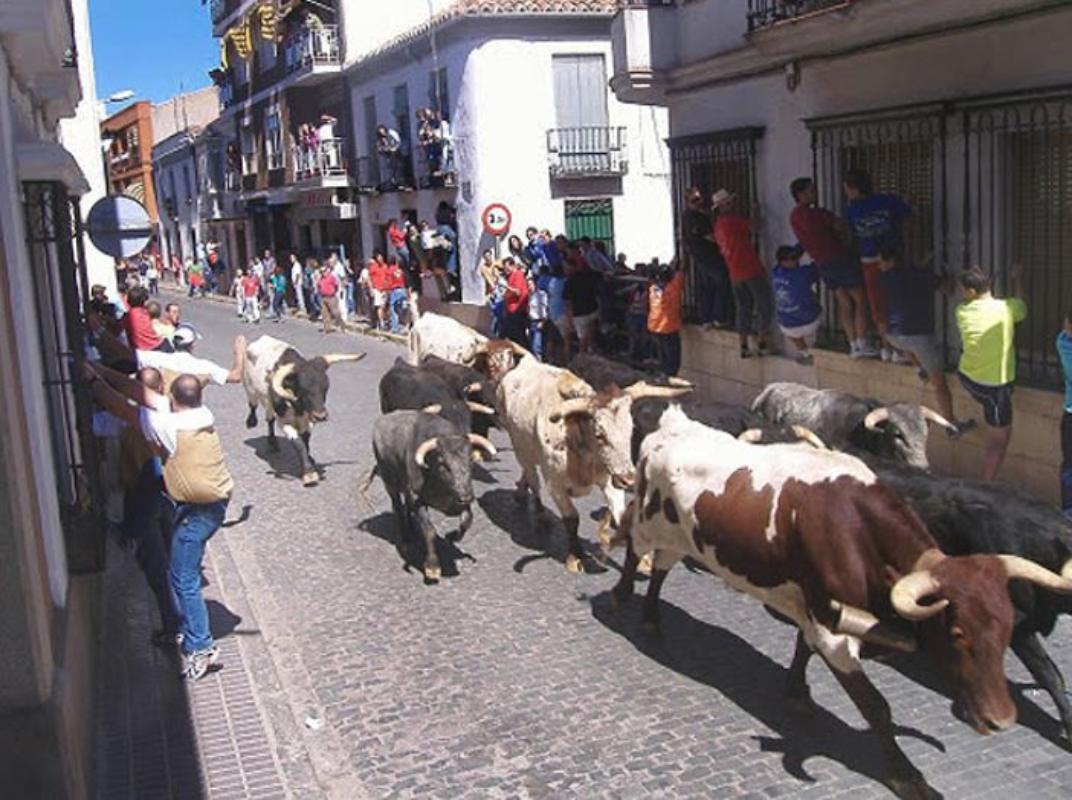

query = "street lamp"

[{"left": 104, "top": 89, "right": 135, "bottom": 103}]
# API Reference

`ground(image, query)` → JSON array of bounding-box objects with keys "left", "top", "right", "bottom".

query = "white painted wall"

[
  {"left": 339, "top": 0, "right": 457, "bottom": 66},
  {"left": 350, "top": 23, "right": 673, "bottom": 302},
  {"left": 58, "top": 0, "right": 115, "bottom": 297}
]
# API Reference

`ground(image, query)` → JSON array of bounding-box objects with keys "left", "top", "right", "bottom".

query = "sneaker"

[
  {"left": 181, "top": 650, "right": 212, "bottom": 681},
  {"left": 880, "top": 347, "right": 892, "bottom": 362},
  {"left": 795, "top": 352, "right": 815, "bottom": 366}
]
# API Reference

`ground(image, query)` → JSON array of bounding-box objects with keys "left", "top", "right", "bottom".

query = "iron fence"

[
  {"left": 285, "top": 25, "right": 341, "bottom": 73},
  {"left": 668, "top": 127, "right": 763, "bottom": 324},
  {"left": 747, "top": 0, "right": 854, "bottom": 32},
  {"left": 808, "top": 86, "right": 1072, "bottom": 389},
  {"left": 547, "top": 126, "right": 629, "bottom": 179}
]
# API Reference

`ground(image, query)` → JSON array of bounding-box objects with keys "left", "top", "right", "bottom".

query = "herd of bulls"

[{"left": 241, "top": 313, "right": 1072, "bottom": 800}]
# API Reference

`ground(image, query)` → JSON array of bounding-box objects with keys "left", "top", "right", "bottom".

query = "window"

[
  {"left": 393, "top": 84, "right": 414, "bottom": 185},
  {"left": 362, "top": 95, "right": 380, "bottom": 185},
  {"left": 235, "top": 56, "right": 249, "bottom": 86},
  {"left": 552, "top": 54, "right": 608, "bottom": 130},
  {"left": 669, "top": 127, "right": 763, "bottom": 324},
  {"left": 265, "top": 106, "right": 283, "bottom": 170},
  {"left": 127, "top": 126, "right": 139, "bottom": 150},
  {"left": 240, "top": 120, "right": 256, "bottom": 175},
  {"left": 565, "top": 199, "right": 614, "bottom": 254},
  {"left": 258, "top": 20, "right": 276, "bottom": 71},
  {"left": 428, "top": 67, "right": 449, "bottom": 120},
  {"left": 182, "top": 164, "right": 192, "bottom": 201}
]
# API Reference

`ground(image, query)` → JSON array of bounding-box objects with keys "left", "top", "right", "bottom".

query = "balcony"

[
  {"left": 224, "top": 169, "right": 240, "bottom": 192},
  {"left": 284, "top": 25, "right": 341, "bottom": 82},
  {"left": 353, "top": 156, "right": 378, "bottom": 194},
  {"left": 547, "top": 127, "right": 628, "bottom": 179},
  {"left": 746, "top": 0, "right": 854, "bottom": 32},
  {"left": 293, "top": 138, "right": 351, "bottom": 188}
]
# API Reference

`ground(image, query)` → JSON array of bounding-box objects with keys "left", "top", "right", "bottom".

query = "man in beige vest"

[{"left": 85, "top": 352, "right": 242, "bottom": 681}]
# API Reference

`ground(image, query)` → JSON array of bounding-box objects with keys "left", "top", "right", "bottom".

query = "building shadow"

[
  {"left": 357, "top": 510, "right": 474, "bottom": 582},
  {"left": 589, "top": 590, "right": 946, "bottom": 797},
  {"left": 243, "top": 435, "right": 358, "bottom": 483},
  {"left": 477, "top": 488, "right": 610, "bottom": 574}
]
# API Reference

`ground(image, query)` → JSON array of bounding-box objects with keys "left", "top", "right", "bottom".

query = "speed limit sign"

[{"left": 481, "top": 203, "right": 512, "bottom": 237}]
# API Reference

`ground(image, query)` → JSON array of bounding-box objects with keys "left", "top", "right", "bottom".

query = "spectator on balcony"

[
  {"left": 417, "top": 107, "right": 441, "bottom": 178},
  {"left": 317, "top": 113, "right": 339, "bottom": 172},
  {"left": 682, "top": 187, "right": 731, "bottom": 330},
  {"left": 711, "top": 189, "right": 772, "bottom": 359},
  {"left": 956, "top": 265, "right": 1026, "bottom": 481},
  {"left": 877, "top": 245, "right": 974, "bottom": 437},
  {"left": 297, "top": 124, "right": 317, "bottom": 175},
  {"left": 843, "top": 168, "right": 912, "bottom": 363},
  {"left": 770, "top": 245, "right": 821, "bottom": 366},
  {"left": 434, "top": 110, "right": 454, "bottom": 178},
  {"left": 789, "top": 176, "right": 876, "bottom": 359},
  {"left": 376, "top": 125, "right": 404, "bottom": 190}
]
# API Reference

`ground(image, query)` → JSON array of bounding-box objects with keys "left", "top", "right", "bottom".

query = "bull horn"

[
  {"left": 322, "top": 352, "right": 367, "bottom": 367},
  {"left": 830, "top": 600, "right": 917, "bottom": 653},
  {"left": 467, "top": 433, "right": 497, "bottom": 458},
  {"left": 507, "top": 340, "right": 530, "bottom": 357},
  {"left": 999, "top": 555, "right": 1072, "bottom": 594},
  {"left": 891, "top": 570, "right": 949, "bottom": 621},
  {"left": 421, "top": 404, "right": 443, "bottom": 415},
  {"left": 463, "top": 381, "right": 483, "bottom": 396},
  {"left": 270, "top": 363, "right": 297, "bottom": 402},
  {"left": 738, "top": 429, "right": 764, "bottom": 443},
  {"left": 668, "top": 376, "right": 693, "bottom": 389},
  {"left": 791, "top": 426, "right": 828, "bottom": 450},
  {"left": 466, "top": 401, "right": 495, "bottom": 416},
  {"left": 1063, "top": 558, "right": 1072, "bottom": 582},
  {"left": 864, "top": 407, "right": 891, "bottom": 431},
  {"left": 625, "top": 381, "right": 693, "bottom": 400},
  {"left": 414, "top": 437, "right": 439, "bottom": 468},
  {"left": 921, "top": 406, "right": 957, "bottom": 431},
  {"left": 549, "top": 397, "right": 592, "bottom": 423}
]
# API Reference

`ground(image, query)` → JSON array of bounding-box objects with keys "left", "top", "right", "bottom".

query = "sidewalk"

[{"left": 93, "top": 529, "right": 321, "bottom": 799}]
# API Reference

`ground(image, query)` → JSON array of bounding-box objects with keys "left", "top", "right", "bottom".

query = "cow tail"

[{"left": 356, "top": 465, "right": 379, "bottom": 513}]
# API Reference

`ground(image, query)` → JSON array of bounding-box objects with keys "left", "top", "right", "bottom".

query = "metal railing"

[
  {"left": 746, "top": 0, "right": 853, "bottom": 32},
  {"left": 284, "top": 25, "right": 341, "bottom": 73},
  {"left": 547, "top": 126, "right": 628, "bottom": 178},
  {"left": 210, "top": 0, "right": 227, "bottom": 24},
  {"left": 414, "top": 135, "right": 461, "bottom": 189},
  {"left": 267, "top": 148, "right": 285, "bottom": 171},
  {"left": 353, "top": 156, "right": 377, "bottom": 193},
  {"left": 219, "top": 77, "right": 235, "bottom": 109},
  {"left": 224, "top": 169, "right": 240, "bottom": 191},
  {"left": 292, "top": 138, "right": 348, "bottom": 181}
]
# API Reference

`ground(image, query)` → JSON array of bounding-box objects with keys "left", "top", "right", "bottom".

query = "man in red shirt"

[
  {"left": 366, "top": 256, "right": 389, "bottom": 330},
  {"left": 124, "top": 286, "right": 171, "bottom": 351},
  {"left": 317, "top": 265, "right": 342, "bottom": 333},
  {"left": 241, "top": 271, "right": 261, "bottom": 323},
  {"left": 711, "top": 189, "right": 773, "bottom": 358},
  {"left": 502, "top": 257, "right": 530, "bottom": 348},
  {"left": 386, "top": 219, "right": 411, "bottom": 277},
  {"left": 788, "top": 177, "right": 876, "bottom": 359},
  {"left": 385, "top": 257, "right": 410, "bottom": 333}
]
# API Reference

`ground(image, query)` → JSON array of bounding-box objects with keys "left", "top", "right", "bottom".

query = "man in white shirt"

[
  {"left": 327, "top": 253, "right": 350, "bottom": 322},
  {"left": 289, "top": 253, "right": 305, "bottom": 314},
  {"left": 135, "top": 328, "right": 246, "bottom": 388}
]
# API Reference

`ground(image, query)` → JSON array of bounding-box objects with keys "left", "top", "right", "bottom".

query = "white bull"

[
  {"left": 496, "top": 355, "right": 688, "bottom": 573},
  {"left": 242, "top": 335, "right": 365, "bottom": 486},
  {"left": 409, "top": 312, "right": 526, "bottom": 382}
]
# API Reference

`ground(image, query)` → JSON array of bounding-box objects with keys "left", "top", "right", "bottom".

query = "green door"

[{"left": 564, "top": 198, "right": 614, "bottom": 254}]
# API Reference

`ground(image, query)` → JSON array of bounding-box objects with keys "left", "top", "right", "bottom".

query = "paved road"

[{"left": 177, "top": 294, "right": 1072, "bottom": 799}]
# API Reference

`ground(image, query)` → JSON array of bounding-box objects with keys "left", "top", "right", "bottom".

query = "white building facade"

[{"left": 347, "top": 1, "right": 674, "bottom": 303}]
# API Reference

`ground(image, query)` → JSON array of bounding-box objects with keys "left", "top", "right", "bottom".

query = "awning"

[{"left": 16, "top": 141, "right": 91, "bottom": 196}]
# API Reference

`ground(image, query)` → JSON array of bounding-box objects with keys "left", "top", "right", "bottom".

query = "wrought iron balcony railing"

[
  {"left": 292, "top": 138, "right": 349, "bottom": 182},
  {"left": 547, "top": 126, "right": 628, "bottom": 179},
  {"left": 747, "top": 0, "right": 854, "bottom": 32},
  {"left": 210, "top": 0, "right": 227, "bottom": 24},
  {"left": 284, "top": 25, "right": 341, "bottom": 74}
]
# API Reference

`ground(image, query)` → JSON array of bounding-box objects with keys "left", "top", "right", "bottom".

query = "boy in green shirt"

[{"left": 955, "top": 265, "right": 1026, "bottom": 481}]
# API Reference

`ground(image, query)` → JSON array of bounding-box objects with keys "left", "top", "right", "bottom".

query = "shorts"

[
  {"left": 573, "top": 312, "right": 598, "bottom": 340},
  {"left": 778, "top": 318, "right": 820, "bottom": 342},
  {"left": 371, "top": 289, "right": 387, "bottom": 308},
  {"left": 886, "top": 333, "right": 944, "bottom": 374},
  {"left": 816, "top": 254, "right": 864, "bottom": 290},
  {"left": 958, "top": 372, "right": 1014, "bottom": 428}
]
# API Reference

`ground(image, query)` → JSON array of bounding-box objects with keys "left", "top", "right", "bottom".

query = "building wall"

[
  {"left": 101, "top": 101, "right": 159, "bottom": 222},
  {"left": 151, "top": 86, "right": 220, "bottom": 145},
  {"left": 350, "top": 20, "right": 673, "bottom": 301}
]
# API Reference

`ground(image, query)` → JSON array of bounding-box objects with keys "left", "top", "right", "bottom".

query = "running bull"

[
  {"left": 409, "top": 311, "right": 526, "bottom": 382},
  {"left": 613, "top": 405, "right": 1072, "bottom": 799},
  {"left": 243, "top": 335, "right": 365, "bottom": 486},
  {"left": 359, "top": 410, "right": 496, "bottom": 582},
  {"left": 379, "top": 357, "right": 496, "bottom": 436},
  {"left": 752, "top": 381, "right": 959, "bottom": 468}
]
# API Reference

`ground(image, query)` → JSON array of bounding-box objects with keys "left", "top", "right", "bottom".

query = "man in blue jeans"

[{"left": 85, "top": 359, "right": 239, "bottom": 681}]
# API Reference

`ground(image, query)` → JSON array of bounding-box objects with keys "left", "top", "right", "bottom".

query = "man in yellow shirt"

[{"left": 955, "top": 265, "right": 1026, "bottom": 481}]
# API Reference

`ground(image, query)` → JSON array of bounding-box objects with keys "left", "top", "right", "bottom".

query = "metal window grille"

[
  {"left": 808, "top": 86, "right": 1072, "bottom": 389},
  {"left": 668, "top": 127, "right": 763, "bottom": 323},
  {"left": 746, "top": 0, "right": 854, "bottom": 32},
  {"left": 21, "top": 182, "right": 105, "bottom": 573}
]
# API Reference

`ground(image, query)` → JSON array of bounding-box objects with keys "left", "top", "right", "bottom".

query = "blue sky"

[{"left": 90, "top": 0, "right": 220, "bottom": 104}]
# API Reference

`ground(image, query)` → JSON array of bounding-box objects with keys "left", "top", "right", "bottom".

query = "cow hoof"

[
  {"left": 245, "top": 416, "right": 257, "bottom": 429},
  {"left": 565, "top": 554, "right": 584, "bottom": 574},
  {"left": 887, "top": 776, "right": 940, "bottom": 800},
  {"left": 637, "top": 552, "right": 654, "bottom": 576},
  {"left": 302, "top": 472, "right": 319, "bottom": 487},
  {"left": 424, "top": 566, "right": 442, "bottom": 582}
]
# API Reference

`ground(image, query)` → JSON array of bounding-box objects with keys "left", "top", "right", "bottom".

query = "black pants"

[
  {"left": 1062, "top": 411, "right": 1072, "bottom": 518},
  {"left": 653, "top": 332, "right": 681, "bottom": 377},
  {"left": 697, "top": 262, "right": 731, "bottom": 326}
]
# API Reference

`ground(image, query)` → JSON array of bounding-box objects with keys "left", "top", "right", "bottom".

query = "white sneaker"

[
  {"left": 880, "top": 347, "right": 892, "bottom": 362},
  {"left": 890, "top": 350, "right": 912, "bottom": 365}
]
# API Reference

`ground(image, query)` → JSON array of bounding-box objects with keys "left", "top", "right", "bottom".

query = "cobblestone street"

[{"left": 99, "top": 292, "right": 1072, "bottom": 799}]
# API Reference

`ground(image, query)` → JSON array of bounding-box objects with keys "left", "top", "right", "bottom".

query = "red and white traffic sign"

[{"left": 481, "top": 203, "right": 512, "bottom": 237}]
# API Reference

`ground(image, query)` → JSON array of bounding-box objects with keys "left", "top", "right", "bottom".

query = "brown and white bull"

[
  {"left": 613, "top": 405, "right": 1072, "bottom": 799},
  {"left": 243, "top": 335, "right": 365, "bottom": 486},
  {"left": 409, "top": 312, "right": 525, "bottom": 382},
  {"left": 496, "top": 356, "right": 688, "bottom": 573}
]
